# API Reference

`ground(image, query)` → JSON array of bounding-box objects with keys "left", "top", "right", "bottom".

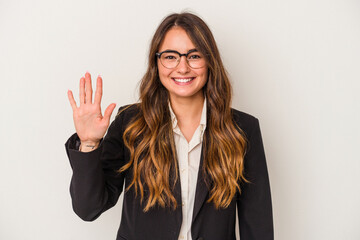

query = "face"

[{"left": 157, "top": 27, "right": 208, "bottom": 102}]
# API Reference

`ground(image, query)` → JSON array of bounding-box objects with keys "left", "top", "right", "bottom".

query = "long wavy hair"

[{"left": 118, "top": 12, "right": 247, "bottom": 212}]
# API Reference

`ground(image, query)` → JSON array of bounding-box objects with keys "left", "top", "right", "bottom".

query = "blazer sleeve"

[
  {"left": 237, "top": 118, "right": 274, "bottom": 239},
  {"left": 64, "top": 107, "right": 128, "bottom": 221}
]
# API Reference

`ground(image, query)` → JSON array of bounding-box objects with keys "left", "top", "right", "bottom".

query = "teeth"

[{"left": 173, "top": 78, "right": 193, "bottom": 83}]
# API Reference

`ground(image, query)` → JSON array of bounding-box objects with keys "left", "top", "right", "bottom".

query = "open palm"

[{"left": 67, "top": 72, "right": 116, "bottom": 145}]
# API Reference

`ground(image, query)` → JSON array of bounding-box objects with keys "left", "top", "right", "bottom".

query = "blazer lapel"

[
  {"left": 192, "top": 145, "right": 209, "bottom": 223},
  {"left": 173, "top": 161, "right": 183, "bottom": 228}
]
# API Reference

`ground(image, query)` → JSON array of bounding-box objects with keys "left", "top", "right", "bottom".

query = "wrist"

[{"left": 79, "top": 140, "right": 100, "bottom": 152}]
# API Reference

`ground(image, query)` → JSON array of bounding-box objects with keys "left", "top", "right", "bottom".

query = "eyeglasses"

[{"left": 156, "top": 49, "right": 206, "bottom": 69}]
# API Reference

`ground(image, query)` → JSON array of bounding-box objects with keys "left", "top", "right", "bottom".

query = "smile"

[{"left": 172, "top": 78, "right": 195, "bottom": 83}]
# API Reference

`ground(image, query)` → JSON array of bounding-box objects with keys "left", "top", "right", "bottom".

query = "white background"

[{"left": 1, "top": 0, "right": 359, "bottom": 239}]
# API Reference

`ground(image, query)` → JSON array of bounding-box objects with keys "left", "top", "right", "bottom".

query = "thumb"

[{"left": 103, "top": 103, "right": 116, "bottom": 122}]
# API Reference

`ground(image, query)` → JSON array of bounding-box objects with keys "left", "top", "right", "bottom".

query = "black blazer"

[{"left": 65, "top": 105, "right": 273, "bottom": 240}]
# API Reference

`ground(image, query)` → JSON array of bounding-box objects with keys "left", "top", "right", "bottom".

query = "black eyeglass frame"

[{"left": 155, "top": 49, "right": 206, "bottom": 69}]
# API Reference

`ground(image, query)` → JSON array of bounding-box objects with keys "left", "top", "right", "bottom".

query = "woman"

[{"left": 65, "top": 12, "right": 273, "bottom": 240}]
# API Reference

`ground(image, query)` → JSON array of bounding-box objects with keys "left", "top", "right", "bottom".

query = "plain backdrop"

[{"left": 0, "top": 0, "right": 359, "bottom": 239}]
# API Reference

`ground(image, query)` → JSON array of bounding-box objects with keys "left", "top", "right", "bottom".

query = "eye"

[
  {"left": 164, "top": 55, "right": 176, "bottom": 60},
  {"left": 188, "top": 54, "right": 202, "bottom": 60},
  {"left": 162, "top": 53, "right": 178, "bottom": 60}
]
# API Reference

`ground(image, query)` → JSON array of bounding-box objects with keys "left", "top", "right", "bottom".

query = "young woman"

[{"left": 66, "top": 12, "right": 273, "bottom": 240}]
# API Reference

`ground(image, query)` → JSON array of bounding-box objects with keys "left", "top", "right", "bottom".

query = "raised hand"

[{"left": 67, "top": 72, "right": 116, "bottom": 151}]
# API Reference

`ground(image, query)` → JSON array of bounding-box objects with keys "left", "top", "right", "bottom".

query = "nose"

[{"left": 176, "top": 56, "right": 190, "bottom": 73}]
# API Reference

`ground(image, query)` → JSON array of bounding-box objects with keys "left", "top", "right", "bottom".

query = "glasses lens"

[
  {"left": 187, "top": 52, "right": 205, "bottom": 69},
  {"left": 160, "top": 52, "right": 179, "bottom": 68}
]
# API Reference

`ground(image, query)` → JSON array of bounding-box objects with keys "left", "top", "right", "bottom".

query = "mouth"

[{"left": 172, "top": 77, "right": 195, "bottom": 84}]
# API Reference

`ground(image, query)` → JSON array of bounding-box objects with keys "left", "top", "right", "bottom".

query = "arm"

[
  {"left": 237, "top": 118, "right": 274, "bottom": 239},
  {"left": 65, "top": 106, "right": 128, "bottom": 221},
  {"left": 65, "top": 72, "right": 123, "bottom": 221}
]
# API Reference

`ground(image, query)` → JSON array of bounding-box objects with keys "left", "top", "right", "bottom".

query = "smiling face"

[{"left": 157, "top": 27, "right": 208, "bottom": 102}]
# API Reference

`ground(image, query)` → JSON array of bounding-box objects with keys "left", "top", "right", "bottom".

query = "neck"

[{"left": 169, "top": 93, "right": 205, "bottom": 125}]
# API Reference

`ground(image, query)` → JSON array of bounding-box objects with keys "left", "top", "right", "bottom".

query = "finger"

[
  {"left": 67, "top": 90, "right": 77, "bottom": 111},
  {"left": 85, "top": 72, "right": 93, "bottom": 104},
  {"left": 103, "top": 103, "right": 116, "bottom": 122},
  {"left": 94, "top": 75, "right": 103, "bottom": 105},
  {"left": 79, "top": 77, "right": 85, "bottom": 105}
]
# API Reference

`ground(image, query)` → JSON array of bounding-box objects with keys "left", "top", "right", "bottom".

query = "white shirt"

[{"left": 169, "top": 99, "right": 207, "bottom": 240}]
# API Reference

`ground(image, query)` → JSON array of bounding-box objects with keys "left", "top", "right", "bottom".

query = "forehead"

[{"left": 158, "top": 27, "right": 196, "bottom": 52}]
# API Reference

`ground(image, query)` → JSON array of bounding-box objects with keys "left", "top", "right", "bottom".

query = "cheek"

[
  {"left": 158, "top": 67, "right": 171, "bottom": 87},
  {"left": 158, "top": 65, "right": 171, "bottom": 78},
  {"left": 198, "top": 68, "right": 208, "bottom": 82}
]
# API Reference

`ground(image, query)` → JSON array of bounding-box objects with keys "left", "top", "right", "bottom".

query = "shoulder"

[
  {"left": 107, "top": 103, "right": 141, "bottom": 133},
  {"left": 231, "top": 108, "right": 260, "bottom": 138},
  {"left": 115, "top": 103, "right": 141, "bottom": 121}
]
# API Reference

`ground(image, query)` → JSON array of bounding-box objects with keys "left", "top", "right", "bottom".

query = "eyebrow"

[{"left": 161, "top": 48, "right": 198, "bottom": 53}]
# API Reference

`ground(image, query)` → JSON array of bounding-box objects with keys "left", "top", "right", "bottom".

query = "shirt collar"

[{"left": 169, "top": 98, "right": 207, "bottom": 131}]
